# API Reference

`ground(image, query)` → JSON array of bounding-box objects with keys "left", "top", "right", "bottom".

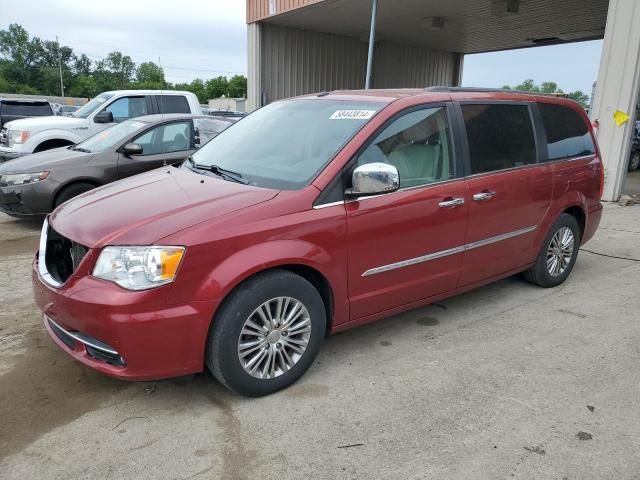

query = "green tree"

[
  {"left": 68, "top": 74, "right": 97, "bottom": 98},
  {"left": 227, "top": 74, "right": 247, "bottom": 98},
  {"left": 136, "top": 61, "right": 165, "bottom": 85},
  {"left": 74, "top": 54, "right": 92, "bottom": 75},
  {"left": 205, "top": 76, "right": 229, "bottom": 99},
  {"left": 95, "top": 51, "right": 136, "bottom": 90},
  {"left": 503, "top": 79, "right": 590, "bottom": 107}
]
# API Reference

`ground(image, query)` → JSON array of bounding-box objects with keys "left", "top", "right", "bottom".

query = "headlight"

[
  {"left": 0, "top": 171, "right": 49, "bottom": 186},
  {"left": 7, "top": 130, "right": 30, "bottom": 147},
  {"left": 93, "top": 246, "right": 185, "bottom": 290}
]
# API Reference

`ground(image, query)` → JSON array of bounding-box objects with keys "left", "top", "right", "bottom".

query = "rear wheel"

[
  {"left": 629, "top": 151, "right": 640, "bottom": 171},
  {"left": 206, "top": 269, "right": 326, "bottom": 397},
  {"left": 54, "top": 182, "right": 96, "bottom": 209},
  {"left": 523, "top": 213, "right": 581, "bottom": 288}
]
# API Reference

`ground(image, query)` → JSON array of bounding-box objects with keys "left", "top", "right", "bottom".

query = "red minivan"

[{"left": 32, "top": 88, "right": 604, "bottom": 396}]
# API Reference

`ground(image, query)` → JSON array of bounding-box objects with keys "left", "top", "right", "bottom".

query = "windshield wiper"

[{"left": 187, "top": 157, "right": 249, "bottom": 184}]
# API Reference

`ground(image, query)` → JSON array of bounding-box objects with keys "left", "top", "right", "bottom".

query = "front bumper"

[
  {"left": 32, "top": 254, "right": 219, "bottom": 381},
  {"left": 0, "top": 180, "right": 57, "bottom": 216},
  {"left": 0, "top": 147, "right": 25, "bottom": 163}
]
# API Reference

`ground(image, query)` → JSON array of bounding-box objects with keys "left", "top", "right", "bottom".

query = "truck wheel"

[
  {"left": 206, "top": 269, "right": 326, "bottom": 397},
  {"left": 523, "top": 214, "right": 581, "bottom": 288},
  {"left": 54, "top": 182, "right": 96, "bottom": 209}
]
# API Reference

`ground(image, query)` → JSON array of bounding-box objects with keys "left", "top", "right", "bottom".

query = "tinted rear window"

[
  {"left": 156, "top": 95, "right": 190, "bottom": 114},
  {"left": 2, "top": 102, "right": 52, "bottom": 116},
  {"left": 462, "top": 104, "right": 537, "bottom": 174},
  {"left": 538, "top": 103, "right": 595, "bottom": 161}
]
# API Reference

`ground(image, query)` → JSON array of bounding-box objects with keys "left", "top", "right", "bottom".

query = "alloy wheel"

[
  {"left": 631, "top": 152, "right": 640, "bottom": 171},
  {"left": 546, "top": 227, "right": 575, "bottom": 277},
  {"left": 237, "top": 296, "right": 312, "bottom": 379}
]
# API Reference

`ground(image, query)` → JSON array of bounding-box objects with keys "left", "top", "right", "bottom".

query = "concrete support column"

[
  {"left": 591, "top": 0, "right": 640, "bottom": 201},
  {"left": 247, "top": 23, "right": 263, "bottom": 112}
]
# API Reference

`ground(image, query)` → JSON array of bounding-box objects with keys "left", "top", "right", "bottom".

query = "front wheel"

[
  {"left": 523, "top": 213, "right": 581, "bottom": 288},
  {"left": 205, "top": 269, "right": 326, "bottom": 397}
]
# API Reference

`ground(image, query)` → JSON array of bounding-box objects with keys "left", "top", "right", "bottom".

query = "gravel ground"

[{"left": 0, "top": 203, "right": 639, "bottom": 480}]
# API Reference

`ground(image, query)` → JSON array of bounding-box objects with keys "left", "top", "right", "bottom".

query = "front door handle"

[
  {"left": 438, "top": 197, "right": 465, "bottom": 208},
  {"left": 473, "top": 191, "right": 496, "bottom": 201}
]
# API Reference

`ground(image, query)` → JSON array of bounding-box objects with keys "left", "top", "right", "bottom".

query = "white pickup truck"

[{"left": 0, "top": 90, "right": 202, "bottom": 162}]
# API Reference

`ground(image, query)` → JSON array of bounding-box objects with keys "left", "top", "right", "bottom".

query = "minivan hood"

[
  {"left": 50, "top": 168, "right": 279, "bottom": 247},
  {"left": 0, "top": 147, "right": 89, "bottom": 173},
  {"left": 5, "top": 115, "right": 87, "bottom": 132}
]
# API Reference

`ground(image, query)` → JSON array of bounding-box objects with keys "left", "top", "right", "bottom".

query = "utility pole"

[
  {"left": 56, "top": 36, "right": 65, "bottom": 97},
  {"left": 365, "top": 0, "right": 378, "bottom": 89}
]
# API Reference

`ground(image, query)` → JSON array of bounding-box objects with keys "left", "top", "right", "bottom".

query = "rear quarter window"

[
  {"left": 156, "top": 95, "right": 190, "bottom": 114},
  {"left": 538, "top": 103, "right": 595, "bottom": 161},
  {"left": 461, "top": 103, "right": 537, "bottom": 174}
]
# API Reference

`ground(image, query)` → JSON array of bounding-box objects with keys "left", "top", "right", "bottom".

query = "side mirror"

[
  {"left": 347, "top": 162, "right": 400, "bottom": 198},
  {"left": 94, "top": 111, "right": 114, "bottom": 123},
  {"left": 122, "top": 143, "right": 143, "bottom": 156}
]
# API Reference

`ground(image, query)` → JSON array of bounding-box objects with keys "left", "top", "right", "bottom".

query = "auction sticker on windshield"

[{"left": 330, "top": 110, "right": 377, "bottom": 120}]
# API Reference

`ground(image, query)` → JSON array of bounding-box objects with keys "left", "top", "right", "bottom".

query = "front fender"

[
  {"left": 26, "top": 129, "right": 85, "bottom": 151},
  {"left": 190, "top": 239, "right": 348, "bottom": 328}
]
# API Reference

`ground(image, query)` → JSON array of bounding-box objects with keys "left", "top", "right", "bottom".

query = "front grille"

[
  {"left": 0, "top": 128, "right": 7, "bottom": 147},
  {"left": 43, "top": 226, "right": 88, "bottom": 285},
  {"left": 48, "top": 318, "right": 77, "bottom": 350}
]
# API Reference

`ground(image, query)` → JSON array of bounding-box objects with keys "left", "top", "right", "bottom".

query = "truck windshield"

[
  {"left": 189, "top": 99, "right": 383, "bottom": 190},
  {"left": 74, "top": 120, "right": 148, "bottom": 153},
  {"left": 73, "top": 93, "right": 114, "bottom": 119}
]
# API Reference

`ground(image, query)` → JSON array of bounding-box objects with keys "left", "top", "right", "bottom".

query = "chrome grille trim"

[
  {"left": 46, "top": 316, "right": 119, "bottom": 356},
  {"left": 362, "top": 225, "right": 537, "bottom": 277},
  {"left": 38, "top": 218, "right": 62, "bottom": 288}
]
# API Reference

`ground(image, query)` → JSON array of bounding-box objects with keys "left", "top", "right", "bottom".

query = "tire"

[
  {"left": 629, "top": 151, "right": 640, "bottom": 171},
  {"left": 523, "top": 213, "right": 581, "bottom": 288},
  {"left": 54, "top": 182, "right": 96, "bottom": 209},
  {"left": 206, "top": 269, "right": 326, "bottom": 397}
]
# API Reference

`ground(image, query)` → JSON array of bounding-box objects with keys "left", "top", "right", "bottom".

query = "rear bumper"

[
  {"left": 583, "top": 202, "right": 603, "bottom": 244},
  {"left": 32, "top": 255, "right": 219, "bottom": 381}
]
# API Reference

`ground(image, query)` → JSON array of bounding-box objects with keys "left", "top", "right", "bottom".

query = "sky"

[
  {"left": 0, "top": 0, "right": 247, "bottom": 84},
  {"left": 1, "top": 0, "right": 603, "bottom": 95}
]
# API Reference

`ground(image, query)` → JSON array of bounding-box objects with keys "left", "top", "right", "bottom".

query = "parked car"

[
  {"left": 0, "top": 114, "right": 235, "bottom": 216},
  {"left": 0, "top": 90, "right": 202, "bottom": 163},
  {"left": 33, "top": 88, "right": 603, "bottom": 396},
  {"left": 628, "top": 124, "right": 640, "bottom": 171},
  {"left": 0, "top": 98, "right": 53, "bottom": 130},
  {"left": 59, "top": 105, "right": 80, "bottom": 117}
]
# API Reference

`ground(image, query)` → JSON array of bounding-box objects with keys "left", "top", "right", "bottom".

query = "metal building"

[{"left": 246, "top": 0, "right": 640, "bottom": 201}]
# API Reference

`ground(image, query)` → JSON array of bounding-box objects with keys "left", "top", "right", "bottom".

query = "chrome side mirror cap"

[{"left": 347, "top": 162, "right": 400, "bottom": 197}]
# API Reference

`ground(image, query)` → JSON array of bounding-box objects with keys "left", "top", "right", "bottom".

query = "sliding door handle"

[
  {"left": 473, "top": 191, "right": 496, "bottom": 201},
  {"left": 438, "top": 197, "right": 465, "bottom": 208}
]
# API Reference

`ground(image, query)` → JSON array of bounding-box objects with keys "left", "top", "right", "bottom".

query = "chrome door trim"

[
  {"left": 362, "top": 245, "right": 465, "bottom": 277},
  {"left": 361, "top": 225, "right": 537, "bottom": 277},
  {"left": 464, "top": 226, "right": 537, "bottom": 251}
]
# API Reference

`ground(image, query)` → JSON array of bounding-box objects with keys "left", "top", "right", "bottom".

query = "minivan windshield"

[
  {"left": 189, "top": 99, "right": 383, "bottom": 190},
  {"left": 73, "top": 119, "right": 148, "bottom": 153},
  {"left": 72, "top": 93, "right": 114, "bottom": 119}
]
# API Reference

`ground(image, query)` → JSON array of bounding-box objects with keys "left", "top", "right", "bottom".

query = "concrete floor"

[
  {"left": 1, "top": 203, "right": 639, "bottom": 480},
  {"left": 623, "top": 169, "right": 640, "bottom": 196}
]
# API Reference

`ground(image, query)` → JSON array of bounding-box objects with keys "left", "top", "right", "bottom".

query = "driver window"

[
  {"left": 356, "top": 106, "right": 453, "bottom": 189},
  {"left": 132, "top": 121, "right": 192, "bottom": 156},
  {"left": 106, "top": 96, "right": 147, "bottom": 123}
]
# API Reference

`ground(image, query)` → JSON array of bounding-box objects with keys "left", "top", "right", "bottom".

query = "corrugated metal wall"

[
  {"left": 247, "top": 0, "right": 325, "bottom": 23},
  {"left": 248, "top": 23, "right": 460, "bottom": 110},
  {"left": 373, "top": 43, "right": 461, "bottom": 88}
]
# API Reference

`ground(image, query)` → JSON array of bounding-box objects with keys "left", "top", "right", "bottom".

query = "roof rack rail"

[{"left": 425, "top": 86, "right": 569, "bottom": 98}]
